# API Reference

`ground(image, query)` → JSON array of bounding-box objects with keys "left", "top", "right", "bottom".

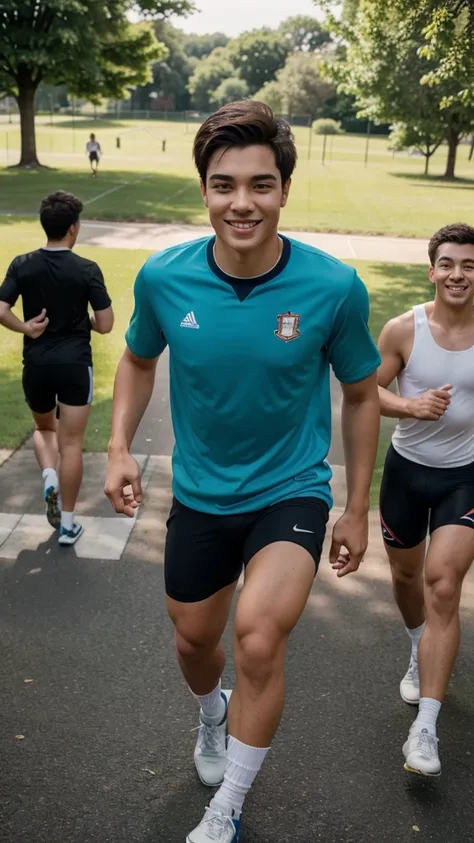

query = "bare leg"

[
  {"left": 386, "top": 541, "right": 426, "bottom": 629},
  {"left": 167, "top": 581, "right": 237, "bottom": 696},
  {"left": 32, "top": 409, "right": 58, "bottom": 472},
  {"left": 419, "top": 525, "right": 474, "bottom": 701},
  {"left": 230, "top": 542, "right": 315, "bottom": 747},
  {"left": 57, "top": 403, "right": 90, "bottom": 513}
]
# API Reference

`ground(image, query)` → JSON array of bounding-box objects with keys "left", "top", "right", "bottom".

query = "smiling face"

[
  {"left": 429, "top": 243, "right": 474, "bottom": 307},
  {"left": 201, "top": 144, "right": 290, "bottom": 254}
]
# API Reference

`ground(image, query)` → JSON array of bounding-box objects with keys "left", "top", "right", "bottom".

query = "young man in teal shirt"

[{"left": 105, "top": 101, "right": 380, "bottom": 842}]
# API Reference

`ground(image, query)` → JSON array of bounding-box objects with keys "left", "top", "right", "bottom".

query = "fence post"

[{"left": 364, "top": 119, "right": 371, "bottom": 167}]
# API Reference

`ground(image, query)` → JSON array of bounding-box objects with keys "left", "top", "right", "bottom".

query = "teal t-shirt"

[{"left": 125, "top": 235, "right": 381, "bottom": 514}]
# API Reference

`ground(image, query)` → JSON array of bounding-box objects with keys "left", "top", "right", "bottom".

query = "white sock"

[
  {"left": 61, "top": 511, "right": 74, "bottom": 531},
  {"left": 412, "top": 697, "right": 441, "bottom": 737},
  {"left": 198, "top": 681, "right": 226, "bottom": 724},
  {"left": 42, "top": 468, "right": 58, "bottom": 494},
  {"left": 210, "top": 736, "right": 269, "bottom": 819},
  {"left": 406, "top": 622, "right": 425, "bottom": 662}
]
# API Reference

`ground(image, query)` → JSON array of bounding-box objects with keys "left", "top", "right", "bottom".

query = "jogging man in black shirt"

[{"left": 0, "top": 191, "right": 114, "bottom": 545}]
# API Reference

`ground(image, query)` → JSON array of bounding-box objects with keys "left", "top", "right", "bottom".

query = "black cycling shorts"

[
  {"left": 165, "top": 495, "right": 329, "bottom": 603},
  {"left": 380, "top": 444, "right": 474, "bottom": 549},
  {"left": 22, "top": 363, "right": 93, "bottom": 414}
]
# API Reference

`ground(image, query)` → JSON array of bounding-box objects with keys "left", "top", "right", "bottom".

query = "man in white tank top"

[{"left": 377, "top": 222, "right": 474, "bottom": 778}]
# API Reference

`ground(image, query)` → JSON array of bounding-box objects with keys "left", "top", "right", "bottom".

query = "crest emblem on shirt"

[{"left": 274, "top": 311, "right": 301, "bottom": 342}]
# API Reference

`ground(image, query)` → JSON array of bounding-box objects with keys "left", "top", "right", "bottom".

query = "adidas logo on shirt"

[{"left": 180, "top": 311, "right": 200, "bottom": 329}]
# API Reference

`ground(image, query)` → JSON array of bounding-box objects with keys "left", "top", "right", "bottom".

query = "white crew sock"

[
  {"left": 198, "top": 681, "right": 226, "bottom": 724},
  {"left": 412, "top": 697, "right": 441, "bottom": 737},
  {"left": 406, "top": 622, "right": 425, "bottom": 662},
  {"left": 210, "top": 736, "right": 269, "bottom": 819},
  {"left": 42, "top": 468, "right": 58, "bottom": 495},
  {"left": 61, "top": 511, "right": 74, "bottom": 531}
]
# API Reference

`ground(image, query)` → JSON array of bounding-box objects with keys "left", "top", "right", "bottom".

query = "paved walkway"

[{"left": 78, "top": 220, "right": 429, "bottom": 264}]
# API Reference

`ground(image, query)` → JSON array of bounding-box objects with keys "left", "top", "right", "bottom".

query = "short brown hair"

[
  {"left": 428, "top": 222, "right": 474, "bottom": 265},
  {"left": 193, "top": 100, "right": 297, "bottom": 184},
  {"left": 40, "top": 191, "right": 83, "bottom": 240}
]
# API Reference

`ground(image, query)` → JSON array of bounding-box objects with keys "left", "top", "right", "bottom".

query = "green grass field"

[
  {"left": 1, "top": 115, "right": 473, "bottom": 236},
  {"left": 0, "top": 221, "right": 431, "bottom": 503}
]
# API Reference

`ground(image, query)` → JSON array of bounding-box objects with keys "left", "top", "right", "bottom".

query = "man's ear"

[
  {"left": 200, "top": 179, "right": 208, "bottom": 207},
  {"left": 281, "top": 178, "right": 291, "bottom": 208}
]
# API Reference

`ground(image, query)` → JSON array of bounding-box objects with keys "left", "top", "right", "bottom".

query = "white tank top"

[{"left": 392, "top": 304, "right": 474, "bottom": 467}]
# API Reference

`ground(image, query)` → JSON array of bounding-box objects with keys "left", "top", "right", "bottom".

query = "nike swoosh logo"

[{"left": 293, "top": 524, "right": 314, "bottom": 534}]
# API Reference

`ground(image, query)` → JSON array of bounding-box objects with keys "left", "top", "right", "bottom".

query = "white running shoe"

[
  {"left": 194, "top": 690, "right": 231, "bottom": 787},
  {"left": 403, "top": 728, "right": 441, "bottom": 776},
  {"left": 186, "top": 808, "right": 240, "bottom": 843},
  {"left": 400, "top": 657, "right": 420, "bottom": 705},
  {"left": 58, "top": 523, "right": 84, "bottom": 546}
]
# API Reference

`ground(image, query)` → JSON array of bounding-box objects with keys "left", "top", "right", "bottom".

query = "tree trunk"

[
  {"left": 444, "top": 129, "right": 459, "bottom": 180},
  {"left": 17, "top": 81, "right": 41, "bottom": 168},
  {"left": 424, "top": 151, "right": 429, "bottom": 176}
]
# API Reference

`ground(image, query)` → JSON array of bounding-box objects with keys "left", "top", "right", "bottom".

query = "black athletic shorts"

[
  {"left": 380, "top": 444, "right": 474, "bottom": 549},
  {"left": 164, "top": 495, "right": 329, "bottom": 603},
  {"left": 89, "top": 151, "right": 99, "bottom": 162},
  {"left": 22, "top": 363, "right": 93, "bottom": 414}
]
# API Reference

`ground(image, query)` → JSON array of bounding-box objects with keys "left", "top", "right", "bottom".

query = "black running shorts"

[
  {"left": 380, "top": 444, "right": 474, "bottom": 549},
  {"left": 165, "top": 495, "right": 329, "bottom": 603},
  {"left": 22, "top": 363, "right": 93, "bottom": 414},
  {"left": 89, "top": 151, "right": 99, "bottom": 162}
]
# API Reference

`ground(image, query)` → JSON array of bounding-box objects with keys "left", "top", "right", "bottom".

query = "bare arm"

[
  {"left": 341, "top": 372, "right": 380, "bottom": 515},
  {"left": 0, "top": 302, "right": 49, "bottom": 338},
  {"left": 377, "top": 317, "right": 451, "bottom": 420},
  {"left": 90, "top": 305, "right": 114, "bottom": 334},
  {"left": 105, "top": 347, "right": 159, "bottom": 516},
  {"left": 108, "top": 347, "right": 158, "bottom": 453},
  {"left": 329, "top": 372, "right": 379, "bottom": 577}
]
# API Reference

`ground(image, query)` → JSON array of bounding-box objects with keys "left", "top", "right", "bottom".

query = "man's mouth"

[
  {"left": 446, "top": 284, "right": 468, "bottom": 292},
  {"left": 225, "top": 220, "right": 261, "bottom": 230}
]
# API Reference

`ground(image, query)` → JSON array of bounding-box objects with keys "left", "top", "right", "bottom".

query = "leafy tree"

[
  {"left": 211, "top": 78, "right": 249, "bottom": 108},
  {"left": 278, "top": 15, "right": 331, "bottom": 52},
  {"left": 388, "top": 122, "right": 442, "bottom": 174},
  {"left": 187, "top": 47, "right": 235, "bottom": 111},
  {"left": 254, "top": 80, "right": 284, "bottom": 114},
  {"left": 324, "top": 0, "right": 474, "bottom": 178},
  {"left": 312, "top": 117, "right": 343, "bottom": 134},
  {"left": 0, "top": 0, "right": 195, "bottom": 167},
  {"left": 256, "top": 52, "right": 334, "bottom": 119},
  {"left": 182, "top": 31, "right": 229, "bottom": 60},
  {"left": 225, "top": 29, "right": 290, "bottom": 95}
]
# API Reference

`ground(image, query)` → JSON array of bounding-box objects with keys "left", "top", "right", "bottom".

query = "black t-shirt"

[{"left": 0, "top": 248, "right": 112, "bottom": 366}]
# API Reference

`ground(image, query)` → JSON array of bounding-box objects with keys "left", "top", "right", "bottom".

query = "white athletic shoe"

[
  {"left": 400, "top": 657, "right": 420, "bottom": 705},
  {"left": 403, "top": 728, "right": 441, "bottom": 776},
  {"left": 194, "top": 690, "right": 232, "bottom": 787},
  {"left": 58, "top": 523, "right": 84, "bottom": 546},
  {"left": 186, "top": 808, "right": 240, "bottom": 843}
]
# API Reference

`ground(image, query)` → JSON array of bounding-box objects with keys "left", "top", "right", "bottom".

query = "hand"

[
  {"left": 407, "top": 384, "right": 452, "bottom": 420},
  {"left": 24, "top": 308, "right": 49, "bottom": 339},
  {"left": 104, "top": 451, "right": 143, "bottom": 518},
  {"left": 329, "top": 510, "right": 369, "bottom": 577}
]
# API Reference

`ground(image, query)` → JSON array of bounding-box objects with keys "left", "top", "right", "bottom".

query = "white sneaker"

[
  {"left": 400, "top": 657, "right": 420, "bottom": 705},
  {"left": 403, "top": 728, "right": 441, "bottom": 776},
  {"left": 58, "top": 523, "right": 84, "bottom": 546},
  {"left": 194, "top": 690, "right": 231, "bottom": 787},
  {"left": 186, "top": 808, "right": 240, "bottom": 843}
]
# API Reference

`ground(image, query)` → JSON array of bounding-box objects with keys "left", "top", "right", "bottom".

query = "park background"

[{"left": 1, "top": 0, "right": 473, "bottom": 505}]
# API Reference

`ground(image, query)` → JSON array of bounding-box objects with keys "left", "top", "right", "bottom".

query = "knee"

[
  {"left": 390, "top": 559, "right": 420, "bottom": 586},
  {"left": 235, "top": 621, "right": 285, "bottom": 688},
  {"left": 425, "top": 576, "right": 460, "bottom": 616},
  {"left": 175, "top": 628, "right": 218, "bottom": 664}
]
